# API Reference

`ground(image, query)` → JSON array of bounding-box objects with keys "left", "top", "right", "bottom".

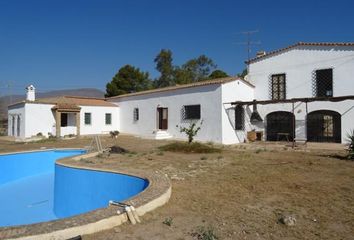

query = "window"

[
  {"left": 133, "top": 108, "right": 139, "bottom": 121},
  {"left": 61, "top": 113, "right": 68, "bottom": 127},
  {"left": 183, "top": 105, "right": 201, "bottom": 120},
  {"left": 84, "top": 113, "right": 91, "bottom": 125},
  {"left": 235, "top": 105, "right": 245, "bottom": 130},
  {"left": 315, "top": 69, "right": 333, "bottom": 97},
  {"left": 270, "top": 74, "right": 286, "bottom": 100},
  {"left": 105, "top": 113, "right": 112, "bottom": 125}
]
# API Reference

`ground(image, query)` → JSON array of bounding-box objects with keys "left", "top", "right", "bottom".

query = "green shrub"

[
  {"left": 347, "top": 130, "right": 354, "bottom": 159},
  {"left": 162, "top": 217, "right": 173, "bottom": 227},
  {"left": 191, "top": 226, "right": 218, "bottom": 240},
  {"left": 159, "top": 142, "right": 221, "bottom": 153},
  {"left": 177, "top": 121, "right": 203, "bottom": 144}
]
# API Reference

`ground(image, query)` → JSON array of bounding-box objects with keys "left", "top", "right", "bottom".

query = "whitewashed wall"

[
  {"left": 8, "top": 104, "right": 26, "bottom": 138},
  {"left": 110, "top": 84, "right": 224, "bottom": 143},
  {"left": 247, "top": 45, "right": 354, "bottom": 143},
  {"left": 79, "top": 106, "right": 119, "bottom": 135},
  {"left": 248, "top": 45, "right": 354, "bottom": 99},
  {"left": 8, "top": 103, "right": 119, "bottom": 138},
  {"left": 221, "top": 80, "right": 255, "bottom": 144},
  {"left": 24, "top": 103, "right": 56, "bottom": 138}
]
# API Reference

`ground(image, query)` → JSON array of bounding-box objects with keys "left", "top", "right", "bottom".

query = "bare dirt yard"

[{"left": 0, "top": 135, "right": 353, "bottom": 240}]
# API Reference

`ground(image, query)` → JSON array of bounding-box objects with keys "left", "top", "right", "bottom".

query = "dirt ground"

[{"left": 0, "top": 135, "right": 353, "bottom": 240}]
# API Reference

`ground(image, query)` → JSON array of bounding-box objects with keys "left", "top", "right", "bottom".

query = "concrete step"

[{"left": 154, "top": 130, "right": 173, "bottom": 140}]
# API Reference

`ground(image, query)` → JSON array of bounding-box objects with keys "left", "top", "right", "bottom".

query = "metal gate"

[
  {"left": 307, "top": 110, "right": 341, "bottom": 143},
  {"left": 266, "top": 111, "right": 295, "bottom": 141}
]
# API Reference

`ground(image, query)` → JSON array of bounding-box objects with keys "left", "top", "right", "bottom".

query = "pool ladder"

[{"left": 109, "top": 200, "right": 141, "bottom": 224}]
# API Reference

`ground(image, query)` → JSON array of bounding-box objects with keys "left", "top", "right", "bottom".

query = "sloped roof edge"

[
  {"left": 246, "top": 42, "right": 354, "bottom": 64},
  {"left": 107, "top": 77, "right": 254, "bottom": 100}
]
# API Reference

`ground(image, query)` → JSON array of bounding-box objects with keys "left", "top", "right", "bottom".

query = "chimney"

[
  {"left": 256, "top": 51, "right": 266, "bottom": 58},
  {"left": 26, "top": 84, "right": 36, "bottom": 101}
]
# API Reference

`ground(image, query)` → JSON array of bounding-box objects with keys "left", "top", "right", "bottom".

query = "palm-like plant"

[{"left": 347, "top": 130, "right": 354, "bottom": 159}]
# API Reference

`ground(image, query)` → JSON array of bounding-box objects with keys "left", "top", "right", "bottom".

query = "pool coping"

[{"left": 0, "top": 149, "right": 172, "bottom": 240}]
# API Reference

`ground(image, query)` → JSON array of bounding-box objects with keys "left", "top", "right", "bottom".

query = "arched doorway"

[
  {"left": 266, "top": 111, "right": 295, "bottom": 141},
  {"left": 307, "top": 110, "right": 341, "bottom": 143}
]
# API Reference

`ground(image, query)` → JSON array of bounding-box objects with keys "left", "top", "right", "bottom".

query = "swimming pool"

[{"left": 0, "top": 149, "right": 148, "bottom": 227}]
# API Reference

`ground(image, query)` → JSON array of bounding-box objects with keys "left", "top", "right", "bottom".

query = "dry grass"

[
  {"left": 0, "top": 135, "right": 353, "bottom": 240},
  {"left": 159, "top": 141, "right": 221, "bottom": 153}
]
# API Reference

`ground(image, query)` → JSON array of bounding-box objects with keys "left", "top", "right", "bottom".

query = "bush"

[
  {"left": 178, "top": 121, "right": 203, "bottom": 144},
  {"left": 159, "top": 142, "right": 221, "bottom": 153},
  {"left": 347, "top": 130, "right": 354, "bottom": 159},
  {"left": 191, "top": 226, "right": 218, "bottom": 240}
]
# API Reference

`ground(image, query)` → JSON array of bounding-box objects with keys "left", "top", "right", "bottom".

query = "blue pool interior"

[{"left": 0, "top": 150, "right": 148, "bottom": 227}]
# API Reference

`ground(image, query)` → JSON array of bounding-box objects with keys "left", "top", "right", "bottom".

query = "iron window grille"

[
  {"left": 235, "top": 105, "right": 245, "bottom": 130},
  {"left": 105, "top": 113, "right": 112, "bottom": 125},
  {"left": 84, "top": 113, "right": 91, "bottom": 125},
  {"left": 133, "top": 108, "right": 139, "bottom": 121},
  {"left": 182, "top": 105, "right": 201, "bottom": 120},
  {"left": 269, "top": 74, "right": 286, "bottom": 100},
  {"left": 312, "top": 68, "right": 333, "bottom": 97}
]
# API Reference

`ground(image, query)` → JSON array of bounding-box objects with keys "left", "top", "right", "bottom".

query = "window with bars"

[
  {"left": 84, "top": 113, "right": 91, "bottom": 125},
  {"left": 270, "top": 74, "right": 286, "bottom": 100},
  {"left": 314, "top": 68, "right": 333, "bottom": 97},
  {"left": 105, "top": 113, "right": 112, "bottom": 125},
  {"left": 133, "top": 108, "right": 139, "bottom": 121},
  {"left": 182, "top": 105, "right": 201, "bottom": 120},
  {"left": 235, "top": 105, "right": 245, "bottom": 130}
]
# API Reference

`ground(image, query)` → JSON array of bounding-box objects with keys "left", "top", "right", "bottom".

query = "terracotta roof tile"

[
  {"left": 9, "top": 96, "right": 117, "bottom": 108},
  {"left": 246, "top": 42, "right": 354, "bottom": 64}
]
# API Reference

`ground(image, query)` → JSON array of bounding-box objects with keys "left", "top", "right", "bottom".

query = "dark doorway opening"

[
  {"left": 307, "top": 110, "right": 341, "bottom": 143},
  {"left": 157, "top": 108, "right": 168, "bottom": 130},
  {"left": 266, "top": 111, "right": 295, "bottom": 141},
  {"left": 61, "top": 113, "right": 68, "bottom": 127}
]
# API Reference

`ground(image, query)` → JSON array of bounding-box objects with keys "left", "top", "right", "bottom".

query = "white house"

[
  {"left": 8, "top": 42, "right": 354, "bottom": 144},
  {"left": 237, "top": 42, "right": 354, "bottom": 143},
  {"left": 107, "top": 77, "right": 254, "bottom": 144},
  {"left": 8, "top": 86, "right": 119, "bottom": 138}
]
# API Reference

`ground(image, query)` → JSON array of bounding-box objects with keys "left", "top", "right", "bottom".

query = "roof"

[
  {"left": 8, "top": 96, "right": 117, "bottom": 108},
  {"left": 246, "top": 42, "right": 354, "bottom": 64},
  {"left": 107, "top": 76, "right": 254, "bottom": 100}
]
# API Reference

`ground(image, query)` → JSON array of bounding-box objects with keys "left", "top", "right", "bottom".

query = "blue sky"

[{"left": 1, "top": 0, "right": 353, "bottom": 94}]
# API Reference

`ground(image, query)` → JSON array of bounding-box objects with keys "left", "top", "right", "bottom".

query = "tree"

[
  {"left": 237, "top": 68, "right": 248, "bottom": 78},
  {"left": 178, "top": 121, "right": 203, "bottom": 144},
  {"left": 209, "top": 69, "right": 229, "bottom": 79},
  {"left": 105, "top": 65, "right": 151, "bottom": 97},
  {"left": 181, "top": 55, "right": 217, "bottom": 83},
  {"left": 154, "top": 49, "right": 175, "bottom": 88}
]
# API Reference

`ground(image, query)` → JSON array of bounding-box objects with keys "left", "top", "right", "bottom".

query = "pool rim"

[{"left": 0, "top": 148, "right": 171, "bottom": 240}]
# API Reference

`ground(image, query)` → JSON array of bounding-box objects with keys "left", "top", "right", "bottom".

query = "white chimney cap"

[{"left": 26, "top": 84, "right": 35, "bottom": 90}]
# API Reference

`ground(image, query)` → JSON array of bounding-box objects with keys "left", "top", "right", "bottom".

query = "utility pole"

[{"left": 234, "top": 30, "right": 261, "bottom": 62}]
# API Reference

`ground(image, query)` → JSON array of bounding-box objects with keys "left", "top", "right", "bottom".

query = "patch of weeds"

[
  {"left": 157, "top": 151, "right": 164, "bottom": 156},
  {"left": 217, "top": 155, "right": 223, "bottom": 160},
  {"left": 162, "top": 217, "right": 173, "bottom": 227},
  {"left": 255, "top": 148, "right": 262, "bottom": 154},
  {"left": 128, "top": 154, "right": 133, "bottom": 158},
  {"left": 110, "top": 145, "right": 128, "bottom": 154},
  {"left": 191, "top": 226, "right": 218, "bottom": 240},
  {"left": 80, "top": 158, "right": 94, "bottom": 164},
  {"left": 206, "top": 141, "right": 214, "bottom": 146},
  {"left": 283, "top": 147, "right": 288, "bottom": 151},
  {"left": 200, "top": 156, "right": 208, "bottom": 160},
  {"left": 130, "top": 151, "right": 137, "bottom": 155},
  {"left": 159, "top": 142, "right": 221, "bottom": 154}
]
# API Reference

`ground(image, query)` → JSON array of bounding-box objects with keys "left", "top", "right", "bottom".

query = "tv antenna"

[{"left": 234, "top": 30, "right": 261, "bottom": 62}]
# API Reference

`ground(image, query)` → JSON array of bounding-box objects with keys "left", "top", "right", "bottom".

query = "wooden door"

[{"left": 157, "top": 108, "right": 168, "bottom": 130}]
